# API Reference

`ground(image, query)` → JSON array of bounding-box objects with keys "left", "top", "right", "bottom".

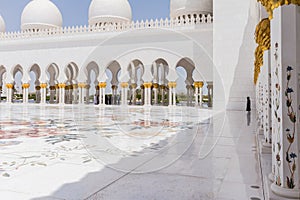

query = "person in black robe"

[{"left": 246, "top": 97, "right": 251, "bottom": 112}]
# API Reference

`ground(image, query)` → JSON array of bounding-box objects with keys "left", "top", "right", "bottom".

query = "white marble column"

[
  {"left": 168, "top": 82, "right": 176, "bottom": 107},
  {"left": 6, "top": 83, "right": 13, "bottom": 103},
  {"left": 35, "top": 86, "right": 41, "bottom": 103},
  {"left": 100, "top": 83, "right": 106, "bottom": 105},
  {"left": 72, "top": 84, "right": 77, "bottom": 104},
  {"left": 98, "top": 82, "right": 104, "bottom": 105},
  {"left": 40, "top": 83, "right": 47, "bottom": 104},
  {"left": 143, "top": 82, "right": 152, "bottom": 106},
  {"left": 172, "top": 86, "right": 176, "bottom": 106},
  {"left": 58, "top": 83, "right": 66, "bottom": 105},
  {"left": 22, "top": 83, "right": 30, "bottom": 104},
  {"left": 261, "top": 50, "right": 272, "bottom": 153},
  {"left": 131, "top": 83, "right": 137, "bottom": 105},
  {"left": 168, "top": 85, "right": 172, "bottom": 106},
  {"left": 270, "top": 5, "right": 300, "bottom": 198},
  {"left": 121, "top": 82, "right": 128, "bottom": 106},
  {"left": 194, "top": 81, "right": 204, "bottom": 107},
  {"left": 78, "top": 83, "right": 86, "bottom": 105},
  {"left": 153, "top": 83, "right": 159, "bottom": 105},
  {"left": 56, "top": 84, "right": 60, "bottom": 104}
]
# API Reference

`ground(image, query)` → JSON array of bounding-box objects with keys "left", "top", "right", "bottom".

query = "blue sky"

[{"left": 0, "top": 0, "right": 170, "bottom": 32}]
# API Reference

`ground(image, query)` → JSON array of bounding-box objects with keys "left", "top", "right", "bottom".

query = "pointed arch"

[{"left": 0, "top": 65, "right": 6, "bottom": 86}]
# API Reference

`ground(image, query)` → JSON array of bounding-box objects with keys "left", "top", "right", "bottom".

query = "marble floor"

[{"left": 0, "top": 105, "right": 264, "bottom": 200}]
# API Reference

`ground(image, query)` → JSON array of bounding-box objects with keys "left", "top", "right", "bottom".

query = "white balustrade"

[{"left": 0, "top": 15, "right": 213, "bottom": 40}]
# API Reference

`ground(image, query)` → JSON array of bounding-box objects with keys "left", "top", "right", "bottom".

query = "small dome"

[
  {"left": 21, "top": 0, "right": 63, "bottom": 31},
  {"left": 0, "top": 15, "right": 6, "bottom": 32},
  {"left": 170, "top": 0, "right": 213, "bottom": 19},
  {"left": 89, "top": 0, "right": 132, "bottom": 26}
]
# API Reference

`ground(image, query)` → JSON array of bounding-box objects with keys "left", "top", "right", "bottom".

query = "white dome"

[
  {"left": 89, "top": 0, "right": 132, "bottom": 26},
  {"left": 170, "top": 0, "right": 213, "bottom": 19},
  {"left": 21, "top": 0, "right": 63, "bottom": 31},
  {"left": 0, "top": 15, "right": 5, "bottom": 32}
]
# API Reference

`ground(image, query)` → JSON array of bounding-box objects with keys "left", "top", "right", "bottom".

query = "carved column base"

[{"left": 271, "top": 183, "right": 300, "bottom": 199}]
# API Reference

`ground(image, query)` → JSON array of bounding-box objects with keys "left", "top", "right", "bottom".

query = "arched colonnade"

[{"left": 0, "top": 57, "right": 213, "bottom": 107}]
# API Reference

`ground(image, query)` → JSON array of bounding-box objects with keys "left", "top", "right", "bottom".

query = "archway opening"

[
  {"left": 175, "top": 66, "right": 188, "bottom": 106},
  {"left": 65, "top": 62, "right": 79, "bottom": 104},
  {"left": 13, "top": 65, "right": 23, "bottom": 103},
  {"left": 29, "top": 64, "right": 41, "bottom": 103},
  {"left": 153, "top": 58, "right": 169, "bottom": 106},
  {"left": 128, "top": 59, "right": 144, "bottom": 105},
  {"left": 85, "top": 62, "right": 99, "bottom": 104},
  {"left": 176, "top": 58, "right": 195, "bottom": 107},
  {"left": 106, "top": 61, "right": 121, "bottom": 105},
  {"left": 47, "top": 63, "right": 59, "bottom": 104}
]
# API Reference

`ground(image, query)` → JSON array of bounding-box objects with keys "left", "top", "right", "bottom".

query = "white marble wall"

[{"left": 213, "top": 0, "right": 259, "bottom": 110}]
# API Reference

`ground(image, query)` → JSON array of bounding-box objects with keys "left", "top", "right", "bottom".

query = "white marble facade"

[
  {"left": 0, "top": 0, "right": 214, "bottom": 108},
  {"left": 0, "top": 0, "right": 299, "bottom": 198}
]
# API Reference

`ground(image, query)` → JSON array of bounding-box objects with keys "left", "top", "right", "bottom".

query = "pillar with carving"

[{"left": 269, "top": 5, "right": 300, "bottom": 198}]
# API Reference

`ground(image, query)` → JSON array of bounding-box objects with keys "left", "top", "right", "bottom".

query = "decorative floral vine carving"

[
  {"left": 273, "top": 42, "right": 282, "bottom": 186},
  {"left": 285, "top": 65, "right": 297, "bottom": 189}
]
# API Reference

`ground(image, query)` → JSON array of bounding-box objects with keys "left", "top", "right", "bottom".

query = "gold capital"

[
  {"left": 121, "top": 82, "right": 129, "bottom": 88},
  {"left": 22, "top": 83, "right": 30, "bottom": 89},
  {"left": 78, "top": 82, "right": 86, "bottom": 88},
  {"left": 194, "top": 81, "right": 204, "bottom": 88},
  {"left": 58, "top": 83, "right": 66, "bottom": 88},
  {"left": 143, "top": 82, "right": 152, "bottom": 88},
  {"left": 40, "top": 83, "right": 47, "bottom": 89},
  {"left": 6, "top": 83, "right": 13, "bottom": 89},
  {"left": 168, "top": 82, "right": 176, "bottom": 88},
  {"left": 153, "top": 83, "right": 159, "bottom": 89},
  {"left": 98, "top": 82, "right": 107, "bottom": 88}
]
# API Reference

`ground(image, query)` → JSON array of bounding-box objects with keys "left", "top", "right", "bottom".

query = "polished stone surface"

[{"left": 0, "top": 105, "right": 263, "bottom": 200}]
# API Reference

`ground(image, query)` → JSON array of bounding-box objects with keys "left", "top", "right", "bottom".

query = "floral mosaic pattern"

[
  {"left": 273, "top": 42, "right": 282, "bottom": 186},
  {"left": 0, "top": 105, "right": 205, "bottom": 178},
  {"left": 285, "top": 66, "right": 297, "bottom": 189}
]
